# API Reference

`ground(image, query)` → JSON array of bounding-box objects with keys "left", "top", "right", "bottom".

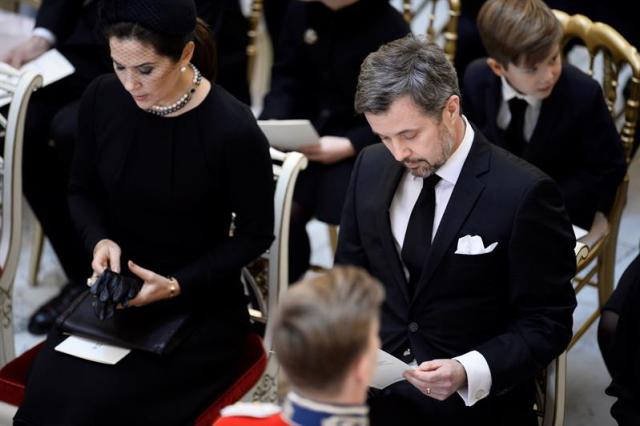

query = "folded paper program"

[{"left": 455, "top": 235, "right": 498, "bottom": 255}]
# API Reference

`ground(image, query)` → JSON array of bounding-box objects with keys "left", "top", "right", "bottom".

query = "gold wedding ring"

[{"left": 167, "top": 276, "right": 178, "bottom": 297}]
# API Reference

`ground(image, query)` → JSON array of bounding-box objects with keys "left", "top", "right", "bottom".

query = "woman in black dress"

[{"left": 14, "top": 0, "right": 274, "bottom": 424}]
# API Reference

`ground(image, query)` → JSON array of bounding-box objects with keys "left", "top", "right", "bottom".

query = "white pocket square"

[{"left": 455, "top": 235, "right": 498, "bottom": 255}]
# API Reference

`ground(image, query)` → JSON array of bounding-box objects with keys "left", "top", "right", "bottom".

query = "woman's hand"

[
  {"left": 126, "top": 260, "right": 181, "bottom": 307},
  {"left": 92, "top": 239, "right": 122, "bottom": 275},
  {"left": 298, "top": 136, "right": 355, "bottom": 164}
]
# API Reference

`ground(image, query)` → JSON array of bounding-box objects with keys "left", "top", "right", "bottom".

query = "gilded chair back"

[
  {"left": 552, "top": 9, "right": 640, "bottom": 348},
  {"left": 401, "top": 0, "right": 461, "bottom": 63}
]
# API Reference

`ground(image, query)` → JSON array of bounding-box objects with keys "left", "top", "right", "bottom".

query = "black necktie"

[
  {"left": 401, "top": 174, "right": 441, "bottom": 296},
  {"left": 505, "top": 98, "right": 528, "bottom": 156}
]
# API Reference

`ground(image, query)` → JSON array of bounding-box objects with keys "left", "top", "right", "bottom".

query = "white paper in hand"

[
  {"left": 0, "top": 49, "right": 74, "bottom": 108},
  {"left": 371, "top": 349, "right": 412, "bottom": 389},
  {"left": 258, "top": 119, "right": 320, "bottom": 151},
  {"left": 55, "top": 335, "right": 130, "bottom": 365},
  {"left": 20, "top": 49, "right": 75, "bottom": 87}
]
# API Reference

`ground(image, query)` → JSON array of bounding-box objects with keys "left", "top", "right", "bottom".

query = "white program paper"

[
  {"left": 572, "top": 225, "right": 588, "bottom": 240},
  {"left": 371, "top": 349, "right": 412, "bottom": 389},
  {"left": 258, "top": 119, "right": 320, "bottom": 151},
  {"left": 55, "top": 335, "right": 131, "bottom": 365},
  {"left": 0, "top": 49, "right": 74, "bottom": 108}
]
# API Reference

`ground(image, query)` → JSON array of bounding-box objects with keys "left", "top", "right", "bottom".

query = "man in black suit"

[
  {"left": 462, "top": 0, "right": 626, "bottom": 231},
  {"left": 335, "top": 35, "right": 577, "bottom": 425},
  {"left": 1, "top": 0, "right": 253, "bottom": 335}
]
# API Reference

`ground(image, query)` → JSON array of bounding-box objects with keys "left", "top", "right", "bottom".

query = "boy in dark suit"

[
  {"left": 462, "top": 0, "right": 626, "bottom": 231},
  {"left": 336, "top": 35, "right": 576, "bottom": 426}
]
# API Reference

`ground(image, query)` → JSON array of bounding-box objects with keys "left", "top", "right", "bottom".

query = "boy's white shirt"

[{"left": 497, "top": 76, "right": 543, "bottom": 142}]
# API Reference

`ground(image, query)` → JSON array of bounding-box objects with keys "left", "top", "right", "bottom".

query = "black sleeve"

[
  {"left": 334, "top": 149, "right": 370, "bottom": 269},
  {"left": 477, "top": 176, "right": 577, "bottom": 393},
  {"left": 35, "top": 0, "right": 85, "bottom": 43},
  {"left": 606, "top": 255, "right": 640, "bottom": 425},
  {"left": 68, "top": 76, "right": 111, "bottom": 254},
  {"left": 259, "top": 3, "right": 304, "bottom": 119},
  {"left": 561, "top": 81, "right": 626, "bottom": 217},
  {"left": 173, "top": 106, "right": 275, "bottom": 299}
]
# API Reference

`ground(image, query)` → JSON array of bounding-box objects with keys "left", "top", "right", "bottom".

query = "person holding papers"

[
  {"left": 215, "top": 266, "right": 384, "bottom": 426},
  {"left": 259, "top": 0, "right": 409, "bottom": 282},
  {"left": 14, "top": 0, "right": 273, "bottom": 424},
  {"left": 335, "top": 35, "right": 577, "bottom": 425}
]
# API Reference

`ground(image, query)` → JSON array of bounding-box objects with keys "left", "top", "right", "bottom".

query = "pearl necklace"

[{"left": 146, "top": 63, "right": 202, "bottom": 116}]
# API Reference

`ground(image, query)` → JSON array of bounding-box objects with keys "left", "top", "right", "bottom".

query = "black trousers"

[{"left": 368, "top": 380, "right": 537, "bottom": 426}]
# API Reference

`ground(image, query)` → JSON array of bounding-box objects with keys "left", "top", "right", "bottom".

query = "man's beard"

[{"left": 404, "top": 126, "right": 455, "bottom": 177}]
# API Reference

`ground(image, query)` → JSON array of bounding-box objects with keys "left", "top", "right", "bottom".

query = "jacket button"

[{"left": 408, "top": 322, "right": 419, "bottom": 333}]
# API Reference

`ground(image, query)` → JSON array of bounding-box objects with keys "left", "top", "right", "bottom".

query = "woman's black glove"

[{"left": 89, "top": 269, "right": 143, "bottom": 320}]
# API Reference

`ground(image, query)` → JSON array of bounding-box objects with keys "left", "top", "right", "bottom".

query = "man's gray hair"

[{"left": 355, "top": 35, "right": 460, "bottom": 118}]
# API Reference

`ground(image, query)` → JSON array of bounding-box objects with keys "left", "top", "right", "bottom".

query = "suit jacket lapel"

[
  {"left": 414, "top": 134, "right": 491, "bottom": 300},
  {"left": 375, "top": 160, "right": 411, "bottom": 304}
]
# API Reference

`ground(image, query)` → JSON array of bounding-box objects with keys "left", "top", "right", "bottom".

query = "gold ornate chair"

[
  {"left": 551, "top": 10, "right": 640, "bottom": 349},
  {"left": 401, "top": 0, "right": 461, "bottom": 62}
]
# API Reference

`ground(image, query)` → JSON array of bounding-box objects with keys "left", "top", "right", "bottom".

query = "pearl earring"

[{"left": 180, "top": 66, "right": 186, "bottom": 73}]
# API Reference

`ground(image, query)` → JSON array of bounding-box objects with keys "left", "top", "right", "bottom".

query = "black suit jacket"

[
  {"left": 462, "top": 59, "right": 626, "bottom": 229},
  {"left": 335, "top": 131, "right": 576, "bottom": 423}
]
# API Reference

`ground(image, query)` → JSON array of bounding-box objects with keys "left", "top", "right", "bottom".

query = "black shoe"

[{"left": 27, "top": 283, "right": 85, "bottom": 335}]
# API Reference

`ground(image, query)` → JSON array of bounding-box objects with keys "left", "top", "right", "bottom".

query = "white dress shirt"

[
  {"left": 496, "top": 76, "right": 542, "bottom": 142},
  {"left": 389, "top": 115, "right": 492, "bottom": 406},
  {"left": 33, "top": 28, "right": 56, "bottom": 46}
]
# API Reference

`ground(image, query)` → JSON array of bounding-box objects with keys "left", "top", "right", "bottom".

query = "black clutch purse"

[{"left": 56, "top": 272, "right": 191, "bottom": 355}]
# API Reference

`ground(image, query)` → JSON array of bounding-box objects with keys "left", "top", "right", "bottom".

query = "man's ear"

[
  {"left": 486, "top": 58, "right": 506, "bottom": 77},
  {"left": 444, "top": 95, "right": 460, "bottom": 122}
]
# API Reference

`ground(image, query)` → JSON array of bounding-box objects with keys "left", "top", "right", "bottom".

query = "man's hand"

[
  {"left": 298, "top": 136, "right": 355, "bottom": 164},
  {"left": 403, "top": 359, "right": 467, "bottom": 401},
  {"left": 1, "top": 35, "right": 51, "bottom": 68}
]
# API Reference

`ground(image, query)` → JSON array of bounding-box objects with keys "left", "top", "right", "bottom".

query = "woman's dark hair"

[{"left": 104, "top": 17, "right": 217, "bottom": 81}]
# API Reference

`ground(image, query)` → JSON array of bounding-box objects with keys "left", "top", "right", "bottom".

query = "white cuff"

[
  {"left": 33, "top": 27, "right": 56, "bottom": 46},
  {"left": 454, "top": 350, "right": 492, "bottom": 406}
]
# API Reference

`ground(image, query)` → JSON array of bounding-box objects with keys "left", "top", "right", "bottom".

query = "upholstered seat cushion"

[
  {"left": 0, "top": 343, "right": 43, "bottom": 406},
  {"left": 195, "top": 333, "right": 267, "bottom": 426}
]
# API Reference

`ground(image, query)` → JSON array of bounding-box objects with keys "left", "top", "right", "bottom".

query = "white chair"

[
  {"left": 241, "top": 148, "right": 307, "bottom": 402},
  {"left": 0, "top": 63, "right": 42, "bottom": 421}
]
